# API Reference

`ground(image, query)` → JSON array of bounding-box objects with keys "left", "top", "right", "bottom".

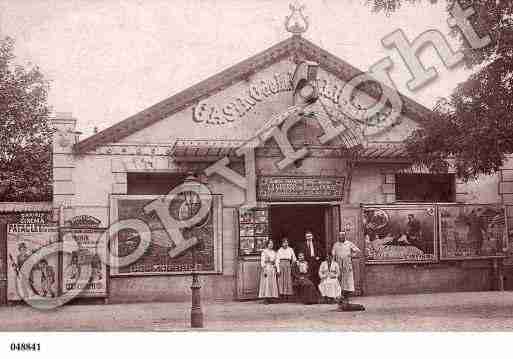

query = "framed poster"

[
  {"left": 439, "top": 204, "right": 508, "bottom": 260},
  {"left": 7, "top": 223, "right": 59, "bottom": 301},
  {"left": 362, "top": 205, "right": 437, "bottom": 264},
  {"left": 61, "top": 228, "right": 108, "bottom": 297},
  {"left": 238, "top": 207, "right": 269, "bottom": 256},
  {"left": 110, "top": 194, "right": 222, "bottom": 276}
]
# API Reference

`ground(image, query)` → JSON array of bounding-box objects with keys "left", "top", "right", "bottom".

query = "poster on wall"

[
  {"left": 110, "top": 194, "right": 222, "bottom": 276},
  {"left": 0, "top": 212, "right": 20, "bottom": 305},
  {"left": 340, "top": 206, "right": 363, "bottom": 249},
  {"left": 439, "top": 204, "right": 508, "bottom": 260},
  {"left": 362, "top": 205, "right": 437, "bottom": 264},
  {"left": 61, "top": 228, "right": 107, "bottom": 297},
  {"left": 238, "top": 207, "right": 269, "bottom": 256},
  {"left": 7, "top": 218, "right": 59, "bottom": 301}
]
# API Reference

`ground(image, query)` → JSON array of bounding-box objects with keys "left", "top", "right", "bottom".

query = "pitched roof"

[{"left": 74, "top": 35, "right": 432, "bottom": 153}]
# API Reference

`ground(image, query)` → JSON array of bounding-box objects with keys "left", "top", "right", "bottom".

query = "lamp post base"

[{"left": 190, "top": 272, "right": 203, "bottom": 328}]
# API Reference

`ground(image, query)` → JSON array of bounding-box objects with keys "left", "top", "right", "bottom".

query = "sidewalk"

[{"left": 1, "top": 291, "right": 513, "bottom": 331}]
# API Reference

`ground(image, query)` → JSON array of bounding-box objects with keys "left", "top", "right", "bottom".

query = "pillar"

[{"left": 50, "top": 112, "right": 78, "bottom": 222}]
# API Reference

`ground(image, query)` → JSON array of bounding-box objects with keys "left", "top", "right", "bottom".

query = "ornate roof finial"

[{"left": 285, "top": 1, "right": 309, "bottom": 36}]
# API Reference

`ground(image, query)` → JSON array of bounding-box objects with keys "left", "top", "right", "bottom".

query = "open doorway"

[{"left": 269, "top": 205, "right": 327, "bottom": 258}]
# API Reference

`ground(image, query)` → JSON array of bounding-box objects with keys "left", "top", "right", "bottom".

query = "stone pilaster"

[{"left": 50, "top": 112, "right": 77, "bottom": 221}]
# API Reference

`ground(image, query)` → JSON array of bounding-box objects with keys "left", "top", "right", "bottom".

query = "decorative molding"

[
  {"left": 94, "top": 144, "right": 173, "bottom": 156},
  {"left": 111, "top": 156, "right": 208, "bottom": 174}
]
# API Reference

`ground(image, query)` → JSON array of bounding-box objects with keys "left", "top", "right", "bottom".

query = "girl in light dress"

[
  {"left": 318, "top": 254, "right": 341, "bottom": 303},
  {"left": 258, "top": 240, "right": 280, "bottom": 304}
]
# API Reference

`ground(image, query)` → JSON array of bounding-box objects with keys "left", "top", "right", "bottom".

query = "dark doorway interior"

[{"left": 269, "top": 205, "right": 327, "bottom": 258}]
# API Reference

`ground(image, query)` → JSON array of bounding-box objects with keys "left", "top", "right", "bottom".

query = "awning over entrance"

[{"left": 171, "top": 139, "right": 408, "bottom": 162}]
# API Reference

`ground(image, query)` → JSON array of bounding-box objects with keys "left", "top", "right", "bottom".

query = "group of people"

[{"left": 259, "top": 230, "right": 361, "bottom": 307}]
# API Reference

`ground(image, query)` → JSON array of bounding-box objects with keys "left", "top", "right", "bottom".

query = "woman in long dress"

[
  {"left": 332, "top": 231, "right": 361, "bottom": 304},
  {"left": 258, "top": 239, "right": 280, "bottom": 304},
  {"left": 276, "top": 238, "right": 296, "bottom": 301},
  {"left": 318, "top": 254, "right": 341, "bottom": 303},
  {"left": 292, "top": 252, "right": 320, "bottom": 305}
]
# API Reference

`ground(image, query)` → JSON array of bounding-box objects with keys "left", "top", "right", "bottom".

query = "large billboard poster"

[
  {"left": 7, "top": 220, "right": 59, "bottom": 301},
  {"left": 362, "top": 205, "right": 437, "bottom": 263},
  {"left": 439, "top": 204, "right": 508, "bottom": 259},
  {"left": 61, "top": 228, "right": 107, "bottom": 297},
  {"left": 110, "top": 194, "right": 222, "bottom": 276}
]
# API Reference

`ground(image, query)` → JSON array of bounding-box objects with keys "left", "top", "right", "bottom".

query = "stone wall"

[{"left": 364, "top": 262, "right": 493, "bottom": 296}]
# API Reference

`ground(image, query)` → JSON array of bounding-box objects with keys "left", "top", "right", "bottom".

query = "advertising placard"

[
  {"left": 439, "top": 204, "right": 508, "bottom": 259},
  {"left": 61, "top": 228, "right": 107, "bottom": 297},
  {"left": 110, "top": 194, "right": 222, "bottom": 276},
  {"left": 7, "top": 221, "right": 59, "bottom": 301},
  {"left": 362, "top": 205, "right": 437, "bottom": 264}
]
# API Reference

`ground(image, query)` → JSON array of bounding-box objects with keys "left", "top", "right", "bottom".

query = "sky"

[{"left": 0, "top": 0, "right": 472, "bottom": 138}]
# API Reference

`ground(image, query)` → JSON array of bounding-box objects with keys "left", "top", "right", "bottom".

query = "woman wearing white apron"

[{"left": 332, "top": 230, "right": 361, "bottom": 305}]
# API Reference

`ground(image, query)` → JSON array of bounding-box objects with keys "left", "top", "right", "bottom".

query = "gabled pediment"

[{"left": 74, "top": 35, "right": 432, "bottom": 153}]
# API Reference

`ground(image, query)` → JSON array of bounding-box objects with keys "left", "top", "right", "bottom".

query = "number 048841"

[{"left": 10, "top": 343, "right": 41, "bottom": 351}]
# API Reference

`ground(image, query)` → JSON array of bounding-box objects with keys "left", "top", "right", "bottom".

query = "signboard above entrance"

[{"left": 257, "top": 176, "right": 344, "bottom": 202}]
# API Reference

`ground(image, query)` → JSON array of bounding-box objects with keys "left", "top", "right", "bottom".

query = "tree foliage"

[
  {"left": 367, "top": 0, "right": 513, "bottom": 180},
  {"left": 0, "top": 37, "right": 52, "bottom": 201}
]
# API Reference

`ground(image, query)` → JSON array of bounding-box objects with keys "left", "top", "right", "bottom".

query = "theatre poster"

[
  {"left": 7, "top": 214, "right": 59, "bottom": 301},
  {"left": 110, "top": 194, "right": 222, "bottom": 276},
  {"left": 438, "top": 204, "right": 508, "bottom": 260},
  {"left": 61, "top": 227, "right": 108, "bottom": 297},
  {"left": 362, "top": 205, "right": 438, "bottom": 264}
]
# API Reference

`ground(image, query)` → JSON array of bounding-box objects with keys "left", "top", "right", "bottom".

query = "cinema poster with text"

[
  {"left": 62, "top": 228, "right": 107, "bottom": 297},
  {"left": 6, "top": 212, "right": 59, "bottom": 301},
  {"left": 439, "top": 204, "right": 508, "bottom": 259},
  {"left": 362, "top": 205, "right": 437, "bottom": 263},
  {"left": 110, "top": 194, "right": 222, "bottom": 276}
]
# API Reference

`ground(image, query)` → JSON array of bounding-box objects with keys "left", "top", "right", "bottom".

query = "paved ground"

[{"left": 2, "top": 291, "right": 513, "bottom": 331}]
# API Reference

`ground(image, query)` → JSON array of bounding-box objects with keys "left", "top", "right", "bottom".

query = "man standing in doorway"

[{"left": 302, "top": 230, "right": 323, "bottom": 288}]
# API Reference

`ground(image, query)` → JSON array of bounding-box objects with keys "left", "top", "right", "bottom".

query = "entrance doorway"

[{"left": 269, "top": 205, "right": 327, "bottom": 258}]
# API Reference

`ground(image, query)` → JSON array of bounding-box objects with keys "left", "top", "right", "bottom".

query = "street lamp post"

[{"left": 190, "top": 247, "right": 203, "bottom": 328}]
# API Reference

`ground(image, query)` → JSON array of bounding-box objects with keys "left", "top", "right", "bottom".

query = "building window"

[
  {"left": 127, "top": 173, "right": 187, "bottom": 195},
  {"left": 395, "top": 173, "right": 455, "bottom": 202}
]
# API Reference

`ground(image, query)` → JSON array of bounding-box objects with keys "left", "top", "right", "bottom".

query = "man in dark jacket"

[{"left": 302, "top": 230, "right": 324, "bottom": 288}]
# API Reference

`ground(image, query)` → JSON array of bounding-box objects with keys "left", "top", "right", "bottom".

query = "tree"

[
  {"left": 0, "top": 37, "right": 52, "bottom": 201},
  {"left": 367, "top": 0, "right": 513, "bottom": 180}
]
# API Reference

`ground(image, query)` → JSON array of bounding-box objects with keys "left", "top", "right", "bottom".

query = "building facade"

[{"left": 47, "top": 34, "right": 511, "bottom": 304}]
